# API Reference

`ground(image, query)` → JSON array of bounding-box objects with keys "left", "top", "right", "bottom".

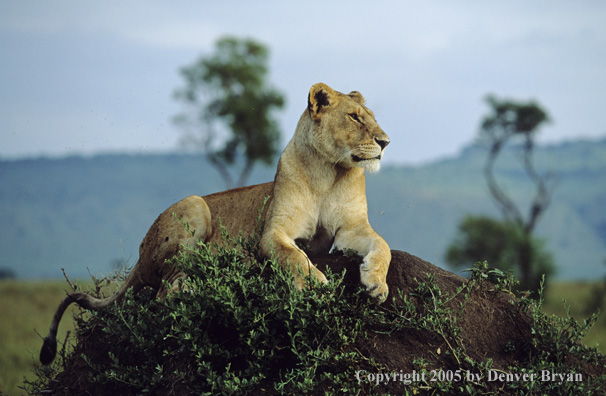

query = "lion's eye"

[{"left": 349, "top": 113, "right": 362, "bottom": 123}]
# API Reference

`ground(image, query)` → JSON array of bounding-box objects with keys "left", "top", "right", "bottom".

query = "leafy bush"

[
  {"left": 25, "top": 237, "right": 605, "bottom": 395},
  {"left": 26, "top": 233, "right": 383, "bottom": 395},
  {"left": 395, "top": 263, "right": 606, "bottom": 395},
  {"left": 446, "top": 215, "right": 555, "bottom": 295}
]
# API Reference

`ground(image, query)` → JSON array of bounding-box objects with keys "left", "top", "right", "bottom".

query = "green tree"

[
  {"left": 446, "top": 215, "right": 554, "bottom": 290},
  {"left": 173, "top": 36, "right": 285, "bottom": 188},
  {"left": 0, "top": 268, "right": 16, "bottom": 280},
  {"left": 446, "top": 95, "right": 556, "bottom": 294}
]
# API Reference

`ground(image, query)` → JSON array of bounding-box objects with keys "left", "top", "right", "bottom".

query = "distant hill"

[
  {"left": 368, "top": 138, "right": 606, "bottom": 280},
  {"left": 1, "top": 137, "right": 605, "bottom": 280}
]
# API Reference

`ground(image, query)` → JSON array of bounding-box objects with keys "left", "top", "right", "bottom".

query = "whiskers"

[{"left": 333, "top": 152, "right": 351, "bottom": 169}]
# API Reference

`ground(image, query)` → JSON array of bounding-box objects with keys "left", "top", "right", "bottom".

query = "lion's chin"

[{"left": 357, "top": 158, "right": 381, "bottom": 173}]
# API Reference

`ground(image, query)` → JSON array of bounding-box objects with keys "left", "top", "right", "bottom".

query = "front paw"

[
  {"left": 360, "top": 269, "right": 389, "bottom": 304},
  {"left": 293, "top": 265, "right": 329, "bottom": 291}
]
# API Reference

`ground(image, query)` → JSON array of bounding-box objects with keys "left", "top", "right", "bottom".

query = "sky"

[{"left": 1, "top": 1, "right": 605, "bottom": 165}]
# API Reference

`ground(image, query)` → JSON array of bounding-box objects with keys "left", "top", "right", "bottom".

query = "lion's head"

[{"left": 303, "top": 82, "right": 390, "bottom": 173}]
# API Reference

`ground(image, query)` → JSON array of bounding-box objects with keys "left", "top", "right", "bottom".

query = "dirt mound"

[
  {"left": 37, "top": 250, "right": 605, "bottom": 395},
  {"left": 315, "top": 251, "right": 532, "bottom": 369}
]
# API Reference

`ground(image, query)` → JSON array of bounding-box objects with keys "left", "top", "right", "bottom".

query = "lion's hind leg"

[
  {"left": 145, "top": 195, "right": 213, "bottom": 299},
  {"left": 155, "top": 269, "right": 189, "bottom": 300}
]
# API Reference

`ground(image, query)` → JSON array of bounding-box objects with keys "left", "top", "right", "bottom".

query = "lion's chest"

[
  {"left": 295, "top": 223, "right": 334, "bottom": 256},
  {"left": 292, "top": 191, "right": 350, "bottom": 252}
]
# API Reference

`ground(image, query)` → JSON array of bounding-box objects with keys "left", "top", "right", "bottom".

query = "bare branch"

[
  {"left": 207, "top": 154, "right": 234, "bottom": 189},
  {"left": 61, "top": 268, "right": 77, "bottom": 291},
  {"left": 483, "top": 138, "right": 524, "bottom": 226},
  {"left": 522, "top": 134, "right": 556, "bottom": 234},
  {"left": 237, "top": 156, "right": 255, "bottom": 188}
]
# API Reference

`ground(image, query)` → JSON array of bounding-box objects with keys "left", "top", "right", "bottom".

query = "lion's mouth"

[{"left": 352, "top": 154, "right": 381, "bottom": 162}]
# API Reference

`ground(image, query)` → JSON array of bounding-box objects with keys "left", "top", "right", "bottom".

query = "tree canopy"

[{"left": 173, "top": 36, "right": 285, "bottom": 188}]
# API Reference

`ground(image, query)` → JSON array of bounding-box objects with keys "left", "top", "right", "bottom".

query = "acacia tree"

[
  {"left": 481, "top": 95, "right": 553, "bottom": 233},
  {"left": 173, "top": 36, "right": 285, "bottom": 188},
  {"left": 447, "top": 95, "right": 556, "bottom": 294}
]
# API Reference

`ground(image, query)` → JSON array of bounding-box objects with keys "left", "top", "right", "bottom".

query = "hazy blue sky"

[{"left": 2, "top": 1, "right": 605, "bottom": 164}]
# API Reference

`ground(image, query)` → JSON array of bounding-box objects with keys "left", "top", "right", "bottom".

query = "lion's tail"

[{"left": 39, "top": 270, "right": 142, "bottom": 365}]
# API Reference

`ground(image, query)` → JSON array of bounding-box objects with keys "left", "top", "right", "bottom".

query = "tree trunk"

[
  {"left": 236, "top": 157, "right": 254, "bottom": 188},
  {"left": 518, "top": 234, "right": 533, "bottom": 292},
  {"left": 207, "top": 154, "right": 234, "bottom": 190}
]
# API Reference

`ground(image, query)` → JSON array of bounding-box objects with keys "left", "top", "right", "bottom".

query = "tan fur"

[{"left": 40, "top": 83, "right": 391, "bottom": 365}]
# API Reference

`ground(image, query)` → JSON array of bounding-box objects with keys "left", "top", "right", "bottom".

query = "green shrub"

[
  {"left": 26, "top": 233, "right": 382, "bottom": 395},
  {"left": 24, "top": 237, "right": 605, "bottom": 395}
]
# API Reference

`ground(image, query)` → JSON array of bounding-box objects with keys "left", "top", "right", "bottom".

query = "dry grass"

[{"left": 0, "top": 280, "right": 92, "bottom": 396}]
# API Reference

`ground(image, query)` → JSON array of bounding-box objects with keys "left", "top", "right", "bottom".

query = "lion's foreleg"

[
  {"left": 261, "top": 232, "right": 328, "bottom": 290},
  {"left": 334, "top": 227, "right": 390, "bottom": 303}
]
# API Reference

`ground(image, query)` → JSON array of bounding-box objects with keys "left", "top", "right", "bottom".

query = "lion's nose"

[{"left": 375, "top": 137, "right": 390, "bottom": 150}]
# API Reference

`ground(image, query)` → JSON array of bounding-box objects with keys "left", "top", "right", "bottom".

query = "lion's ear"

[
  {"left": 348, "top": 91, "right": 365, "bottom": 105},
  {"left": 308, "top": 83, "right": 337, "bottom": 121}
]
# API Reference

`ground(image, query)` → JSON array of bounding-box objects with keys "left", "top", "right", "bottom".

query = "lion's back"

[{"left": 203, "top": 182, "right": 274, "bottom": 243}]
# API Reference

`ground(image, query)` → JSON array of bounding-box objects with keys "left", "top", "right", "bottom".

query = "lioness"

[{"left": 40, "top": 82, "right": 391, "bottom": 365}]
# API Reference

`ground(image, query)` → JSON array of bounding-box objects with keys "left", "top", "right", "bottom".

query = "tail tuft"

[{"left": 40, "top": 336, "right": 57, "bottom": 365}]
